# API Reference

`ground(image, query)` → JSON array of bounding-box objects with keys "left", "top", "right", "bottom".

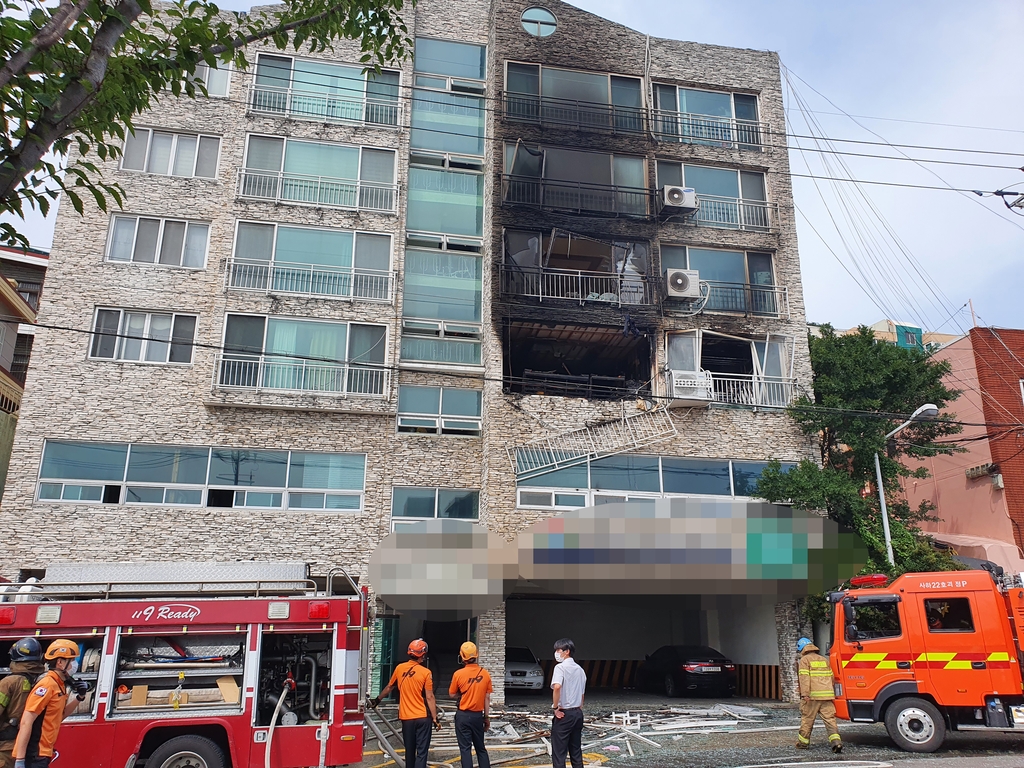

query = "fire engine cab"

[
  {"left": 829, "top": 569, "right": 1024, "bottom": 752},
  {"left": 0, "top": 561, "right": 368, "bottom": 768}
]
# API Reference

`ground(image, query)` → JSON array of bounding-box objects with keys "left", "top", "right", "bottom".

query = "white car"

[{"left": 505, "top": 646, "right": 545, "bottom": 690}]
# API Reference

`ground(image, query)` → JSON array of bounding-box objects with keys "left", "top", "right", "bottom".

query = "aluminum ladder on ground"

[{"left": 507, "top": 407, "right": 678, "bottom": 481}]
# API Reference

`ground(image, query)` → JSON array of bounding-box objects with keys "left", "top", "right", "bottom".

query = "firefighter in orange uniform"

[
  {"left": 372, "top": 639, "right": 439, "bottom": 768},
  {"left": 0, "top": 639, "right": 45, "bottom": 768},
  {"left": 12, "top": 639, "right": 87, "bottom": 768},
  {"left": 796, "top": 637, "right": 842, "bottom": 753},
  {"left": 449, "top": 642, "right": 492, "bottom": 768}
]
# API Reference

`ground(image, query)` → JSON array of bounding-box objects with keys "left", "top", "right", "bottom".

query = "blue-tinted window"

[
  {"left": 732, "top": 461, "right": 769, "bottom": 496},
  {"left": 411, "top": 90, "right": 485, "bottom": 155},
  {"left": 209, "top": 449, "right": 288, "bottom": 487},
  {"left": 590, "top": 455, "right": 660, "bottom": 492},
  {"left": 40, "top": 441, "right": 128, "bottom": 481},
  {"left": 662, "top": 458, "right": 732, "bottom": 496},
  {"left": 406, "top": 168, "right": 483, "bottom": 236},
  {"left": 126, "top": 445, "right": 210, "bottom": 485},
  {"left": 516, "top": 462, "right": 588, "bottom": 489},
  {"left": 288, "top": 453, "right": 365, "bottom": 490},
  {"left": 392, "top": 487, "right": 437, "bottom": 517},
  {"left": 414, "top": 38, "right": 486, "bottom": 79}
]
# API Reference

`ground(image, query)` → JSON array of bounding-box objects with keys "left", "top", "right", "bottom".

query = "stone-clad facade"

[{"left": 2, "top": 0, "right": 817, "bottom": 702}]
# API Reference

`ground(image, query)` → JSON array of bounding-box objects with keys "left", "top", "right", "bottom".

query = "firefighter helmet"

[
  {"left": 408, "top": 639, "right": 428, "bottom": 659},
  {"left": 9, "top": 637, "right": 42, "bottom": 663},
  {"left": 796, "top": 637, "right": 812, "bottom": 652},
  {"left": 459, "top": 642, "right": 478, "bottom": 662},
  {"left": 44, "top": 639, "right": 80, "bottom": 660}
]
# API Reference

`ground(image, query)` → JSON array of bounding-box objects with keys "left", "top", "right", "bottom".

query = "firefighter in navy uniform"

[
  {"left": 449, "top": 642, "right": 492, "bottom": 768},
  {"left": 795, "top": 637, "right": 842, "bottom": 753},
  {"left": 0, "top": 639, "right": 45, "bottom": 768},
  {"left": 12, "top": 639, "right": 87, "bottom": 768},
  {"left": 372, "top": 639, "right": 439, "bottom": 768}
]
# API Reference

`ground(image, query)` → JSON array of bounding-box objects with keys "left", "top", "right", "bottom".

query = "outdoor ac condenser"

[
  {"left": 665, "top": 269, "right": 701, "bottom": 299},
  {"left": 660, "top": 185, "right": 698, "bottom": 213}
]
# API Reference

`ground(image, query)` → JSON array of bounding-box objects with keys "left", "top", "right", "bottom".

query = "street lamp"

[{"left": 874, "top": 403, "right": 940, "bottom": 566}]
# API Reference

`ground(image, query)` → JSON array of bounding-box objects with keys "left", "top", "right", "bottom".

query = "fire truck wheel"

[
  {"left": 663, "top": 674, "right": 680, "bottom": 698},
  {"left": 884, "top": 697, "right": 946, "bottom": 753},
  {"left": 146, "top": 735, "right": 226, "bottom": 768}
]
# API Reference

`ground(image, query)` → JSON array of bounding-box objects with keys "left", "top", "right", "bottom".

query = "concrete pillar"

[
  {"left": 477, "top": 603, "right": 506, "bottom": 706},
  {"left": 774, "top": 600, "right": 811, "bottom": 703}
]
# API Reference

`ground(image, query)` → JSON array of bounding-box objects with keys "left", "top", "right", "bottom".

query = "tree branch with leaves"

[{"left": 0, "top": 0, "right": 412, "bottom": 247}]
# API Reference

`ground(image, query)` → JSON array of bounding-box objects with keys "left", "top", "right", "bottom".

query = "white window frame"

[
  {"left": 662, "top": 244, "right": 775, "bottom": 286},
  {"left": 220, "top": 313, "right": 389, "bottom": 367},
  {"left": 242, "top": 134, "right": 397, "bottom": 184},
  {"left": 405, "top": 232, "right": 483, "bottom": 254},
  {"left": 390, "top": 486, "right": 480, "bottom": 529},
  {"left": 194, "top": 61, "right": 231, "bottom": 97},
  {"left": 231, "top": 220, "right": 394, "bottom": 272},
  {"left": 409, "top": 150, "right": 485, "bottom": 173},
  {"left": 396, "top": 385, "right": 483, "bottom": 437},
  {"left": 89, "top": 308, "right": 198, "bottom": 365},
  {"left": 105, "top": 215, "right": 210, "bottom": 269},
  {"left": 120, "top": 128, "right": 221, "bottom": 178},
  {"left": 255, "top": 52, "right": 401, "bottom": 97}
]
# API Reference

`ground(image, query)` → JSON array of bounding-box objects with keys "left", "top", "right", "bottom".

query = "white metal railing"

[
  {"left": 652, "top": 110, "right": 769, "bottom": 150},
  {"left": 499, "top": 264, "right": 656, "bottom": 305},
  {"left": 507, "top": 408, "right": 678, "bottom": 479},
  {"left": 710, "top": 372, "right": 796, "bottom": 407},
  {"left": 216, "top": 355, "right": 389, "bottom": 397},
  {"left": 503, "top": 92, "right": 646, "bottom": 134},
  {"left": 237, "top": 169, "right": 398, "bottom": 212},
  {"left": 248, "top": 83, "right": 402, "bottom": 127},
  {"left": 502, "top": 175, "right": 650, "bottom": 217},
  {"left": 694, "top": 194, "right": 775, "bottom": 231},
  {"left": 227, "top": 258, "right": 394, "bottom": 302},
  {"left": 703, "top": 282, "right": 790, "bottom": 318}
]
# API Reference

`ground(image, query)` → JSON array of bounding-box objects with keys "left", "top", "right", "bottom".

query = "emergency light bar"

[{"left": 850, "top": 574, "right": 889, "bottom": 588}]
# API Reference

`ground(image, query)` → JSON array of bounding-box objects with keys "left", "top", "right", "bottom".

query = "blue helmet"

[{"left": 797, "top": 637, "right": 813, "bottom": 653}]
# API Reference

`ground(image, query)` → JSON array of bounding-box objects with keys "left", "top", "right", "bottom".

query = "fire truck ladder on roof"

[{"left": 507, "top": 407, "right": 677, "bottom": 481}]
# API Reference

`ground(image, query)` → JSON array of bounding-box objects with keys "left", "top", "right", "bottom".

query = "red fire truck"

[
  {"left": 0, "top": 562, "right": 368, "bottom": 768},
  {"left": 828, "top": 569, "right": 1024, "bottom": 752}
]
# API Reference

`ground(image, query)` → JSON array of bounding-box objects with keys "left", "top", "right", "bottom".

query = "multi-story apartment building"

[{"left": 1, "top": 0, "right": 838, "bottom": 701}]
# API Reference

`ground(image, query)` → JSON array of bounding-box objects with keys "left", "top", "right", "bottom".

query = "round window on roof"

[{"left": 521, "top": 7, "right": 557, "bottom": 37}]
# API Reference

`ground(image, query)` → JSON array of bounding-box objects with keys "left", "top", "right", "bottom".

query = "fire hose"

[{"left": 265, "top": 674, "right": 296, "bottom": 768}]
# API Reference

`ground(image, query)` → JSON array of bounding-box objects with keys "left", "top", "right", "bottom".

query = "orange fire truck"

[
  {"left": 0, "top": 562, "right": 368, "bottom": 768},
  {"left": 828, "top": 569, "right": 1024, "bottom": 752}
]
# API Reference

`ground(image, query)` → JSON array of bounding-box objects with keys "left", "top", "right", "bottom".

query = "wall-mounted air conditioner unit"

[
  {"left": 669, "top": 370, "right": 714, "bottom": 407},
  {"left": 665, "top": 269, "right": 701, "bottom": 299},
  {"left": 660, "top": 185, "right": 698, "bottom": 214}
]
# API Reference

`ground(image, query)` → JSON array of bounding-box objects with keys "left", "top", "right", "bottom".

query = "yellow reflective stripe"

[
  {"left": 828, "top": 734, "right": 842, "bottom": 742},
  {"left": 944, "top": 661, "right": 973, "bottom": 670},
  {"left": 798, "top": 669, "right": 810, "bottom": 675},
  {"left": 809, "top": 661, "right": 829, "bottom": 667},
  {"left": 809, "top": 672, "right": 833, "bottom": 676},
  {"left": 797, "top": 734, "right": 810, "bottom": 744},
  {"left": 810, "top": 692, "right": 834, "bottom": 698},
  {"left": 0, "top": 690, "right": 9, "bottom": 707},
  {"left": 988, "top": 652, "right": 1011, "bottom": 662},
  {"left": 916, "top": 652, "right": 955, "bottom": 662},
  {"left": 850, "top": 653, "right": 888, "bottom": 661}
]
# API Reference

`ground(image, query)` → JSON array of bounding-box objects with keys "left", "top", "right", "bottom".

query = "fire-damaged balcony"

[
  {"left": 503, "top": 142, "right": 652, "bottom": 218},
  {"left": 502, "top": 229, "right": 657, "bottom": 306},
  {"left": 505, "top": 321, "right": 652, "bottom": 400},
  {"left": 665, "top": 330, "right": 796, "bottom": 408}
]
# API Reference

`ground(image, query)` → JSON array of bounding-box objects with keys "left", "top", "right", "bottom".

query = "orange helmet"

[
  {"left": 459, "top": 642, "right": 478, "bottom": 662},
  {"left": 44, "top": 639, "right": 80, "bottom": 660},
  {"left": 408, "top": 639, "right": 428, "bottom": 658}
]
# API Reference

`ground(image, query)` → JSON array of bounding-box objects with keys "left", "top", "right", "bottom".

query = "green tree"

[
  {"left": 0, "top": 0, "right": 411, "bottom": 247},
  {"left": 757, "top": 325, "right": 964, "bottom": 585}
]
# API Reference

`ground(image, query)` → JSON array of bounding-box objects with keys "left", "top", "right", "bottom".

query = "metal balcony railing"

[
  {"left": 227, "top": 259, "right": 394, "bottom": 302},
  {"left": 652, "top": 110, "right": 769, "bottom": 150},
  {"left": 502, "top": 174, "right": 650, "bottom": 217},
  {"left": 703, "top": 282, "right": 790, "bottom": 318},
  {"left": 216, "top": 355, "right": 389, "bottom": 397},
  {"left": 710, "top": 372, "right": 796, "bottom": 407},
  {"left": 0, "top": 370, "right": 23, "bottom": 415},
  {"left": 502, "top": 92, "right": 646, "bottom": 134},
  {"left": 237, "top": 169, "right": 398, "bottom": 212},
  {"left": 694, "top": 194, "right": 776, "bottom": 231},
  {"left": 500, "top": 264, "right": 656, "bottom": 305},
  {"left": 248, "top": 83, "right": 402, "bottom": 127}
]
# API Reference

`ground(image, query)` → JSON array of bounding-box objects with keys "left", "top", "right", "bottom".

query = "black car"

[{"left": 635, "top": 645, "right": 736, "bottom": 697}]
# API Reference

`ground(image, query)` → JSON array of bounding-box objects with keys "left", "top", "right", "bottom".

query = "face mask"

[
  {"left": 554, "top": 651, "right": 565, "bottom": 662},
  {"left": 67, "top": 660, "right": 79, "bottom": 675}
]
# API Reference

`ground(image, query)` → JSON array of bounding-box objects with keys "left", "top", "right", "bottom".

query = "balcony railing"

[
  {"left": 652, "top": 110, "right": 769, "bottom": 150},
  {"left": 216, "top": 355, "right": 389, "bottom": 397},
  {"left": 0, "top": 370, "right": 23, "bottom": 415},
  {"left": 703, "top": 282, "right": 789, "bottom": 318},
  {"left": 502, "top": 175, "right": 650, "bottom": 217},
  {"left": 503, "top": 92, "right": 646, "bottom": 134},
  {"left": 249, "top": 83, "right": 402, "bottom": 127},
  {"left": 500, "top": 264, "right": 656, "bottom": 306},
  {"left": 227, "top": 259, "right": 394, "bottom": 303},
  {"left": 667, "top": 370, "right": 796, "bottom": 408},
  {"left": 237, "top": 169, "right": 398, "bottom": 212},
  {"left": 694, "top": 194, "right": 776, "bottom": 231}
]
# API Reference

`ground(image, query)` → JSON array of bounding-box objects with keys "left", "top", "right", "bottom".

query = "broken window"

[
  {"left": 503, "top": 229, "right": 651, "bottom": 304},
  {"left": 504, "top": 142, "right": 648, "bottom": 216},
  {"left": 667, "top": 330, "right": 794, "bottom": 407},
  {"left": 506, "top": 321, "right": 652, "bottom": 400}
]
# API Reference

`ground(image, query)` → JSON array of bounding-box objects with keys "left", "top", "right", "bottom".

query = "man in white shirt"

[{"left": 550, "top": 638, "right": 586, "bottom": 768}]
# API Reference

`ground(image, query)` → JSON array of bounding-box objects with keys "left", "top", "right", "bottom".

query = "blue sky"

[{"left": 5, "top": 0, "right": 1021, "bottom": 332}]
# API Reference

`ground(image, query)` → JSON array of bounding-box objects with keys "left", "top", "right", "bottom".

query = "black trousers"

[
  {"left": 551, "top": 708, "right": 584, "bottom": 768},
  {"left": 455, "top": 709, "right": 491, "bottom": 768},
  {"left": 401, "top": 717, "right": 433, "bottom": 768}
]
